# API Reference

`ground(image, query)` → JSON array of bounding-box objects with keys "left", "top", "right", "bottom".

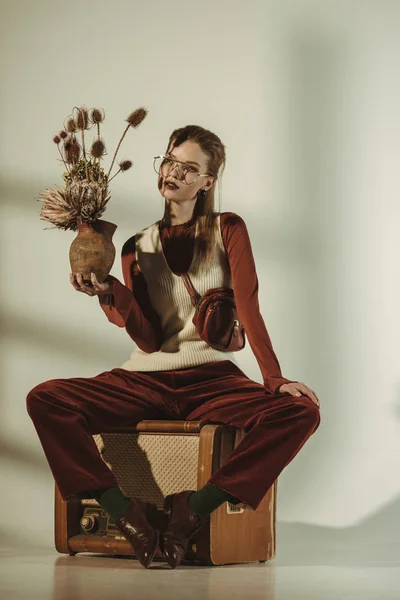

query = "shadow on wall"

[
  {"left": 275, "top": 493, "right": 400, "bottom": 566},
  {"left": 1, "top": 305, "right": 130, "bottom": 369},
  {"left": 0, "top": 172, "right": 158, "bottom": 225}
]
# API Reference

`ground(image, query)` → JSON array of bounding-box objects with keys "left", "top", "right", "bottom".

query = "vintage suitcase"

[{"left": 54, "top": 420, "right": 277, "bottom": 565}]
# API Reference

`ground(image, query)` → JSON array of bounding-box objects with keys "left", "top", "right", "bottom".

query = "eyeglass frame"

[{"left": 153, "top": 154, "right": 211, "bottom": 185}]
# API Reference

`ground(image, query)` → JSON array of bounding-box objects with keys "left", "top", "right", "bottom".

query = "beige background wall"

[{"left": 1, "top": 0, "right": 399, "bottom": 551}]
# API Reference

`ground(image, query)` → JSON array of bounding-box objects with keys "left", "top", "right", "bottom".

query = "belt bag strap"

[
  {"left": 180, "top": 272, "right": 201, "bottom": 308},
  {"left": 179, "top": 272, "right": 246, "bottom": 353}
]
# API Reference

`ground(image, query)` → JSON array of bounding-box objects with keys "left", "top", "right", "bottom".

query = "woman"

[{"left": 26, "top": 124, "right": 321, "bottom": 569}]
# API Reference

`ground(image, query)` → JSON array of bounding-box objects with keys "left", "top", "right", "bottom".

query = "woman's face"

[{"left": 158, "top": 139, "right": 215, "bottom": 201}]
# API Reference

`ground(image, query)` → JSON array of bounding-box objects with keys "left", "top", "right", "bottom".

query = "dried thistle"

[
  {"left": 65, "top": 118, "right": 77, "bottom": 133},
  {"left": 90, "top": 108, "right": 105, "bottom": 146},
  {"left": 119, "top": 159, "right": 132, "bottom": 171},
  {"left": 74, "top": 106, "right": 90, "bottom": 131},
  {"left": 72, "top": 105, "right": 91, "bottom": 180},
  {"left": 37, "top": 104, "right": 147, "bottom": 231},
  {"left": 90, "top": 108, "right": 105, "bottom": 127},
  {"left": 91, "top": 138, "right": 105, "bottom": 159},
  {"left": 108, "top": 159, "right": 133, "bottom": 184},
  {"left": 126, "top": 107, "right": 147, "bottom": 127},
  {"left": 106, "top": 107, "right": 148, "bottom": 180},
  {"left": 64, "top": 138, "right": 81, "bottom": 165}
]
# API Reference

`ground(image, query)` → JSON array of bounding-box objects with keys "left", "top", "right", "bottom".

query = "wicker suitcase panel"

[{"left": 91, "top": 433, "right": 199, "bottom": 509}]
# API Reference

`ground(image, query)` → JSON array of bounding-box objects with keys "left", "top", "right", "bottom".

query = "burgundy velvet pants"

[{"left": 26, "top": 359, "right": 320, "bottom": 510}]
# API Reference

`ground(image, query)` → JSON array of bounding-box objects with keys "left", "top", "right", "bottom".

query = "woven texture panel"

[{"left": 92, "top": 433, "right": 199, "bottom": 509}]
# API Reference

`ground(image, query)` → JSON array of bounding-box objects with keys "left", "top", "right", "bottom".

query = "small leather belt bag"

[{"left": 180, "top": 272, "right": 246, "bottom": 352}]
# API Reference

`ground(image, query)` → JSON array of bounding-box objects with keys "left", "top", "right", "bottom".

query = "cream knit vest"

[{"left": 120, "top": 214, "right": 239, "bottom": 372}]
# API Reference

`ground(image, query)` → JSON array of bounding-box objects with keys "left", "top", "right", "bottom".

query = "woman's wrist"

[{"left": 99, "top": 275, "right": 116, "bottom": 296}]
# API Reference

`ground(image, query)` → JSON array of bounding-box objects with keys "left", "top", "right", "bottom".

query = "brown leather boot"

[
  {"left": 162, "top": 490, "right": 209, "bottom": 569},
  {"left": 115, "top": 497, "right": 159, "bottom": 568}
]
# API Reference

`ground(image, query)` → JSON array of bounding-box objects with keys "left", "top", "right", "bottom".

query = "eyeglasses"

[{"left": 153, "top": 155, "right": 209, "bottom": 185}]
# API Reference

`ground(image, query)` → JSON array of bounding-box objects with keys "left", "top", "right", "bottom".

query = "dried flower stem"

[
  {"left": 107, "top": 168, "right": 122, "bottom": 184},
  {"left": 106, "top": 124, "right": 130, "bottom": 181},
  {"left": 96, "top": 122, "right": 101, "bottom": 182},
  {"left": 57, "top": 145, "right": 71, "bottom": 175},
  {"left": 80, "top": 129, "right": 90, "bottom": 181}
]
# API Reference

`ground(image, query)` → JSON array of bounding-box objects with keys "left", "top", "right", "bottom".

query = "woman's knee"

[
  {"left": 26, "top": 379, "right": 60, "bottom": 416},
  {"left": 262, "top": 394, "right": 320, "bottom": 429},
  {"left": 297, "top": 395, "right": 321, "bottom": 431}
]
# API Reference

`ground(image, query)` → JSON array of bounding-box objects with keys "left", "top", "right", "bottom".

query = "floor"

[{"left": 2, "top": 529, "right": 399, "bottom": 600}]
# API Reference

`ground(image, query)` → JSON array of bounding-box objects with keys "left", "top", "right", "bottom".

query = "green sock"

[
  {"left": 86, "top": 486, "right": 113, "bottom": 503},
  {"left": 88, "top": 486, "right": 131, "bottom": 523},
  {"left": 187, "top": 483, "right": 241, "bottom": 516}
]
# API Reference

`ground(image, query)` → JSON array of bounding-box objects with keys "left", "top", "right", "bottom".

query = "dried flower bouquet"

[
  {"left": 36, "top": 104, "right": 148, "bottom": 230},
  {"left": 35, "top": 105, "right": 148, "bottom": 285}
]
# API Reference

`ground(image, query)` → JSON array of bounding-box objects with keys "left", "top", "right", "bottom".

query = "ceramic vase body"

[{"left": 69, "top": 219, "right": 117, "bottom": 285}]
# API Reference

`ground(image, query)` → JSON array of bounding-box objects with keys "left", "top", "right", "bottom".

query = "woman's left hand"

[{"left": 278, "top": 382, "right": 320, "bottom": 408}]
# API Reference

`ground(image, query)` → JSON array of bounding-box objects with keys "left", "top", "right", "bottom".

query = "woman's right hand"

[{"left": 70, "top": 272, "right": 113, "bottom": 296}]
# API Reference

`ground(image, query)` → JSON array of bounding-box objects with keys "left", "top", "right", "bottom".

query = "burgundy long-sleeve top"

[{"left": 99, "top": 212, "right": 295, "bottom": 394}]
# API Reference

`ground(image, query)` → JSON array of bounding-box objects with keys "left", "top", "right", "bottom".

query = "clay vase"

[{"left": 69, "top": 218, "right": 117, "bottom": 286}]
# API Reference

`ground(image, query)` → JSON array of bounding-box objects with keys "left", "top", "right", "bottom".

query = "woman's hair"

[{"left": 162, "top": 125, "right": 226, "bottom": 265}]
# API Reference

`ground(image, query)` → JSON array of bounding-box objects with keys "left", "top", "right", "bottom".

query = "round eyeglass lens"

[{"left": 153, "top": 157, "right": 198, "bottom": 184}]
